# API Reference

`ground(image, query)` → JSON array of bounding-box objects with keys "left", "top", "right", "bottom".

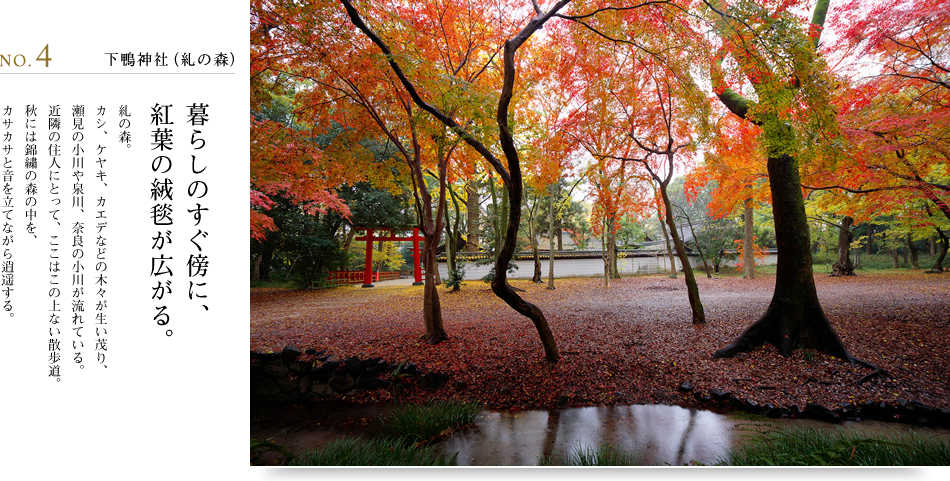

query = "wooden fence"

[{"left": 326, "top": 270, "right": 415, "bottom": 285}]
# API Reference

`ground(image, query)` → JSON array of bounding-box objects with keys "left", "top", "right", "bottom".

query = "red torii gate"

[{"left": 354, "top": 227, "right": 425, "bottom": 287}]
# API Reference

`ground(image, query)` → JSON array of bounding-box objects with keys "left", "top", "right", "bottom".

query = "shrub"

[{"left": 289, "top": 437, "right": 456, "bottom": 466}]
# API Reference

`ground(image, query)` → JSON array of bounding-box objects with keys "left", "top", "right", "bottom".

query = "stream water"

[{"left": 439, "top": 404, "right": 950, "bottom": 466}]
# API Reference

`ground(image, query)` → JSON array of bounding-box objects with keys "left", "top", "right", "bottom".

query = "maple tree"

[
  {"left": 701, "top": 0, "right": 886, "bottom": 376},
  {"left": 334, "top": 0, "right": 576, "bottom": 361},
  {"left": 786, "top": 0, "right": 948, "bottom": 272},
  {"left": 691, "top": 114, "right": 771, "bottom": 280},
  {"left": 557, "top": 6, "right": 710, "bottom": 320}
]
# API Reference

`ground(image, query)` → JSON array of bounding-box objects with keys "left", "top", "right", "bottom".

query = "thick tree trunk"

[
  {"left": 715, "top": 154, "right": 858, "bottom": 360},
  {"left": 421, "top": 235, "right": 448, "bottom": 344},
  {"left": 830, "top": 216, "right": 855, "bottom": 276},
  {"left": 557, "top": 226, "right": 563, "bottom": 251},
  {"left": 251, "top": 255, "right": 261, "bottom": 281},
  {"left": 891, "top": 248, "right": 899, "bottom": 268},
  {"left": 259, "top": 244, "right": 274, "bottom": 281},
  {"left": 908, "top": 234, "right": 919, "bottom": 270},
  {"left": 465, "top": 179, "right": 480, "bottom": 252},
  {"left": 612, "top": 243, "right": 620, "bottom": 278},
  {"left": 743, "top": 198, "right": 755, "bottom": 279},
  {"left": 930, "top": 236, "right": 936, "bottom": 256},
  {"left": 660, "top": 186, "right": 705, "bottom": 324},
  {"left": 866, "top": 227, "right": 873, "bottom": 256},
  {"left": 657, "top": 202, "right": 676, "bottom": 277},
  {"left": 604, "top": 217, "right": 616, "bottom": 286},
  {"left": 343, "top": 226, "right": 357, "bottom": 252},
  {"left": 902, "top": 243, "right": 909, "bottom": 268},
  {"left": 931, "top": 228, "right": 948, "bottom": 272}
]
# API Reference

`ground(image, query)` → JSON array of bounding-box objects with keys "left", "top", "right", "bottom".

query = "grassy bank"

[
  {"left": 253, "top": 401, "right": 481, "bottom": 466},
  {"left": 727, "top": 427, "right": 950, "bottom": 466}
]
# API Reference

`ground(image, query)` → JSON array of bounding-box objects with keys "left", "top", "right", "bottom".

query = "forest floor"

[{"left": 250, "top": 271, "right": 950, "bottom": 415}]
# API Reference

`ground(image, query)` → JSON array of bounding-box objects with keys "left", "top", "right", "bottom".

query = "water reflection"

[{"left": 442, "top": 404, "right": 732, "bottom": 466}]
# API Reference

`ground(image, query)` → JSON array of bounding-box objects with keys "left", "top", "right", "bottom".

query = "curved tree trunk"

[
  {"left": 715, "top": 155, "right": 859, "bottom": 359},
  {"left": 830, "top": 216, "right": 855, "bottom": 276},
  {"left": 492, "top": 175, "right": 559, "bottom": 362},
  {"left": 660, "top": 187, "right": 705, "bottom": 324},
  {"left": 339, "top": 0, "right": 566, "bottom": 361}
]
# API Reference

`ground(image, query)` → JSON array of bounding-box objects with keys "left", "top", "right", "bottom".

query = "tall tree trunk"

[
  {"left": 343, "top": 226, "right": 357, "bottom": 252},
  {"left": 602, "top": 217, "right": 613, "bottom": 287},
  {"left": 830, "top": 216, "right": 855, "bottom": 276},
  {"left": 891, "top": 248, "right": 899, "bottom": 268},
  {"left": 251, "top": 255, "right": 261, "bottom": 281},
  {"left": 465, "top": 178, "right": 480, "bottom": 252},
  {"left": 444, "top": 203, "right": 456, "bottom": 274},
  {"left": 611, "top": 242, "right": 620, "bottom": 279},
  {"left": 489, "top": 174, "right": 501, "bottom": 253},
  {"left": 660, "top": 186, "right": 705, "bottom": 324},
  {"left": 449, "top": 186, "right": 464, "bottom": 291},
  {"left": 681, "top": 207, "right": 712, "bottom": 278},
  {"left": 902, "top": 242, "right": 909, "bottom": 268},
  {"left": 866, "top": 227, "right": 873, "bottom": 256},
  {"left": 907, "top": 234, "right": 919, "bottom": 270},
  {"left": 743, "top": 198, "right": 756, "bottom": 279},
  {"left": 547, "top": 182, "right": 556, "bottom": 290},
  {"left": 557, "top": 225, "right": 563, "bottom": 251},
  {"left": 931, "top": 227, "right": 948, "bottom": 272},
  {"left": 422, "top": 235, "right": 447, "bottom": 344},
  {"left": 528, "top": 193, "right": 542, "bottom": 283},
  {"left": 259, "top": 244, "right": 274, "bottom": 281},
  {"left": 930, "top": 236, "right": 936, "bottom": 256},
  {"left": 657, "top": 199, "right": 676, "bottom": 277},
  {"left": 715, "top": 154, "right": 859, "bottom": 360},
  {"left": 532, "top": 239, "right": 542, "bottom": 282}
]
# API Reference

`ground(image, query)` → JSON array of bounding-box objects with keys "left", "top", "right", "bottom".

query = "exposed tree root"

[
  {"left": 714, "top": 301, "right": 887, "bottom": 385},
  {"left": 847, "top": 355, "right": 889, "bottom": 384}
]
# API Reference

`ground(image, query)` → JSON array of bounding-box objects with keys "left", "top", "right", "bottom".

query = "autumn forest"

[{"left": 250, "top": 0, "right": 950, "bottom": 466}]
